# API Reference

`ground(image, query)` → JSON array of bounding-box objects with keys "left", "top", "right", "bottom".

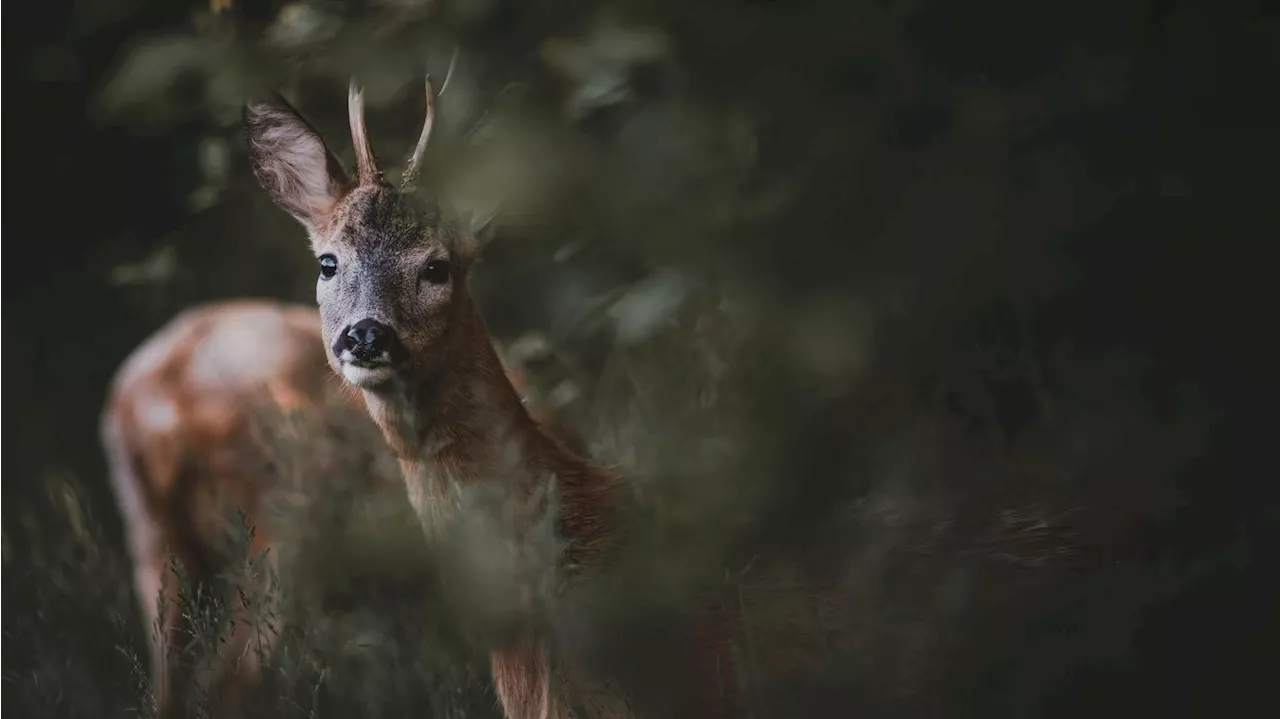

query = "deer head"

[{"left": 244, "top": 80, "right": 478, "bottom": 393}]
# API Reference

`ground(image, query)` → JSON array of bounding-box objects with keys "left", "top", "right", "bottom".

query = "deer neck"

[{"left": 358, "top": 297, "right": 545, "bottom": 532}]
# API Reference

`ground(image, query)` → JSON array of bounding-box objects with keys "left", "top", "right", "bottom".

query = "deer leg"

[
  {"left": 490, "top": 633, "right": 574, "bottom": 719},
  {"left": 153, "top": 551, "right": 197, "bottom": 719},
  {"left": 206, "top": 532, "right": 280, "bottom": 719},
  {"left": 133, "top": 552, "right": 169, "bottom": 718},
  {"left": 676, "top": 605, "right": 743, "bottom": 719},
  {"left": 202, "top": 592, "right": 273, "bottom": 719},
  {"left": 490, "top": 636, "right": 636, "bottom": 719}
]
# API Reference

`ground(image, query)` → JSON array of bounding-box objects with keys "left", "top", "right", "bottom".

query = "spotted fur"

[
  {"left": 101, "top": 300, "right": 390, "bottom": 719},
  {"left": 101, "top": 299, "right": 576, "bottom": 719}
]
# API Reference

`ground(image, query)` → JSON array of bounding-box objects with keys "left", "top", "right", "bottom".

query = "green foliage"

[{"left": 7, "top": 0, "right": 1267, "bottom": 716}]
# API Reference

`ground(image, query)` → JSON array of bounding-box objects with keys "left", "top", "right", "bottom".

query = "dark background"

[{"left": 4, "top": 0, "right": 1278, "bottom": 717}]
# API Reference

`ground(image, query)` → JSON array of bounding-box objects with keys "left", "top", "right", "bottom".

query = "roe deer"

[
  {"left": 101, "top": 299, "right": 577, "bottom": 719},
  {"left": 243, "top": 81, "right": 750, "bottom": 718}
]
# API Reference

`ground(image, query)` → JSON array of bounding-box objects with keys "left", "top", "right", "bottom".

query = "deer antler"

[
  {"left": 400, "top": 76, "right": 437, "bottom": 190},
  {"left": 401, "top": 49, "right": 458, "bottom": 191},
  {"left": 348, "top": 80, "right": 382, "bottom": 185}
]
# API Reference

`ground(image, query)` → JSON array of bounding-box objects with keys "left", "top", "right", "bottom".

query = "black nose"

[{"left": 340, "top": 318, "right": 398, "bottom": 361}]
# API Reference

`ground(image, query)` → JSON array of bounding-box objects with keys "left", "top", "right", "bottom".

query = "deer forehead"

[{"left": 324, "top": 186, "right": 449, "bottom": 255}]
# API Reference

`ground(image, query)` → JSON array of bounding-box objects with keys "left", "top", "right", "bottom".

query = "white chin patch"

[{"left": 341, "top": 363, "right": 397, "bottom": 388}]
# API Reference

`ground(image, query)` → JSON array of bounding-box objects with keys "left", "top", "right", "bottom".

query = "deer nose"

[{"left": 340, "top": 319, "right": 398, "bottom": 361}]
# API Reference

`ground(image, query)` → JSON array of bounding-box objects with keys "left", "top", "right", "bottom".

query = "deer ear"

[{"left": 244, "top": 100, "right": 350, "bottom": 237}]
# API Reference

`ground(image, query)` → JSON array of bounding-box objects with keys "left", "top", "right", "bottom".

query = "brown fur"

[
  {"left": 244, "top": 83, "right": 748, "bottom": 718},
  {"left": 100, "top": 300, "right": 372, "bottom": 718},
  {"left": 101, "top": 299, "right": 571, "bottom": 719}
]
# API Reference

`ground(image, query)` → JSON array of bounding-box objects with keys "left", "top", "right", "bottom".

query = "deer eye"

[
  {"left": 318, "top": 254, "right": 338, "bottom": 280},
  {"left": 421, "top": 260, "right": 450, "bottom": 285}
]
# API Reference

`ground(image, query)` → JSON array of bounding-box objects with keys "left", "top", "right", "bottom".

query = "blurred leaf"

[
  {"left": 94, "top": 34, "right": 231, "bottom": 127},
  {"left": 109, "top": 245, "right": 177, "bottom": 287},
  {"left": 541, "top": 16, "right": 672, "bottom": 118},
  {"left": 266, "top": 2, "right": 343, "bottom": 49},
  {"left": 607, "top": 268, "right": 693, "bottom": 346}
]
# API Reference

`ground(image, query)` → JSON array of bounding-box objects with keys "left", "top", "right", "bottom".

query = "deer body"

[
  {"left": 101, "top": 299, "right": 390, "bottom": 719},
  {"left": 101, "top": 299, "right": 573, "bottom": 719},
  {"left": 245, "top": 83, "right": 744, "bottom": 718}
]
